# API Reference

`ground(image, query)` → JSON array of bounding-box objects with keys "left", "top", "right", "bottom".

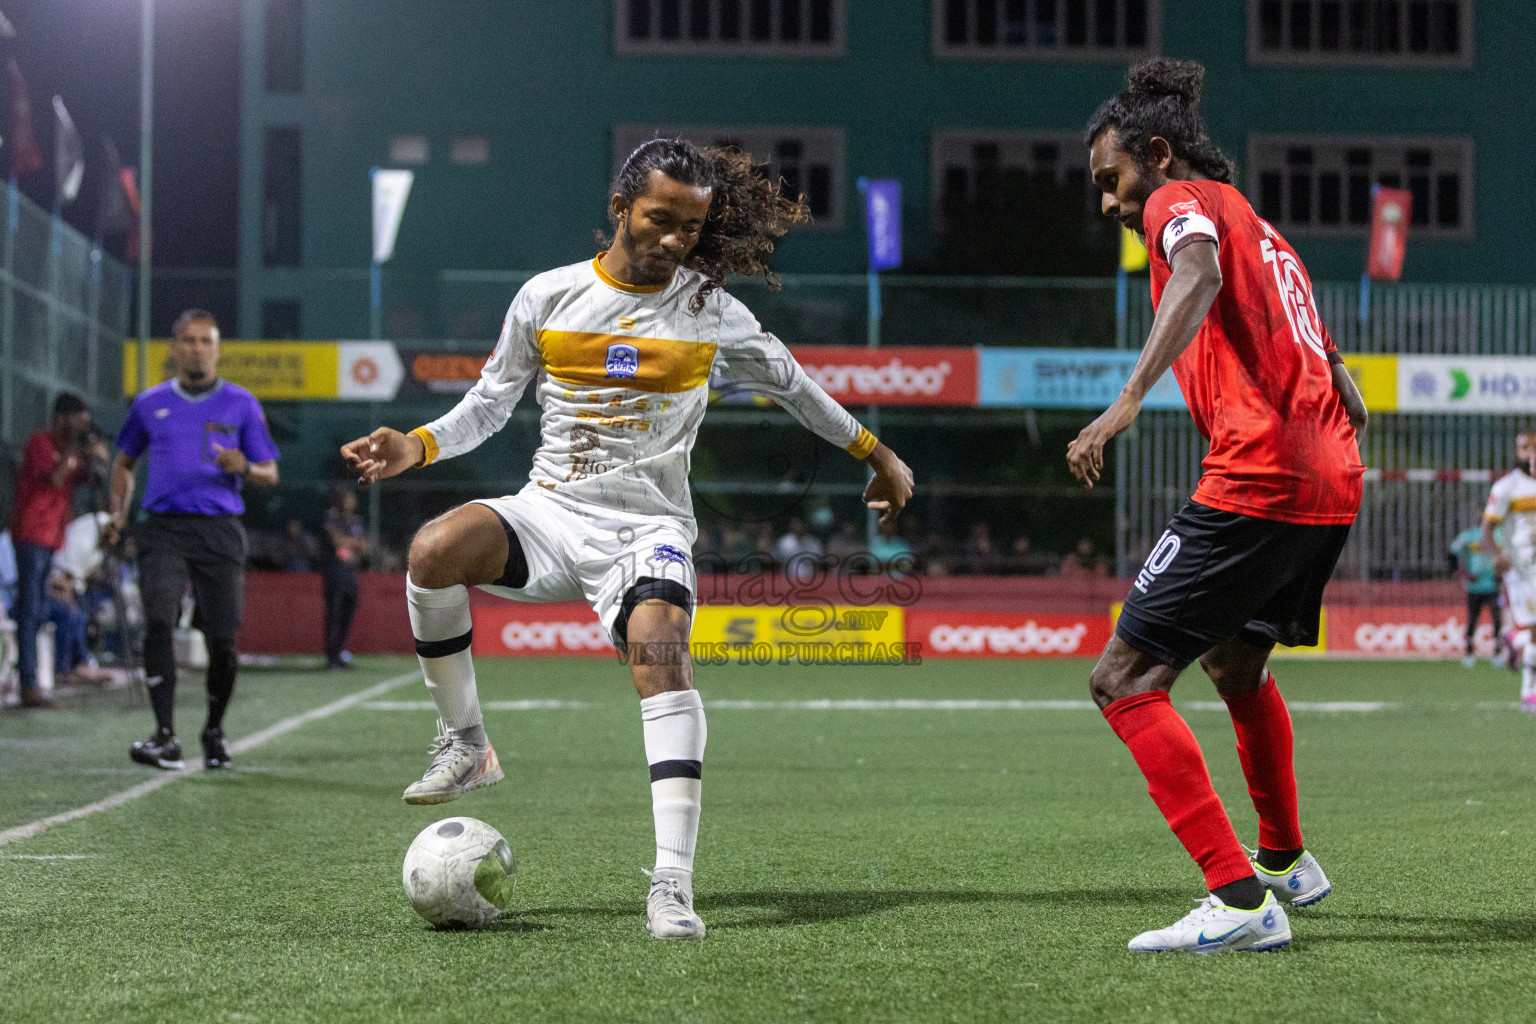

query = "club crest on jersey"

[
  {"left": 652, "top": 544, "right": 688, "bottom": 566},
  {"left": 1170, "top": 199, "right": 1200, "bottom": 216},
  {"left": 605, "top": 343, "right": 640, "bottom": 379}
]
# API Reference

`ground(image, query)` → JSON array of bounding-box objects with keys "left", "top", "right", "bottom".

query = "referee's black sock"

[
  {"left": 205, "top": 639, "right": 238, "bottom": 732},
  {"left": 144, "top": 624, "right": 178, "bottom": 734}
]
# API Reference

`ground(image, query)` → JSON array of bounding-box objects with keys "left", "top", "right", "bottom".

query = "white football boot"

[
  {"left": 1127, "top": 892, "right": 1291, "bottom": 953},
  {"left": 401, "top": 727, "right": 503, "bottom": 805},
  {"left": 1247, "top": 845, "right": 1333, "bottom": 907},
  {"left": 644, "top": 869, "right": 706, "bottom": 940}
]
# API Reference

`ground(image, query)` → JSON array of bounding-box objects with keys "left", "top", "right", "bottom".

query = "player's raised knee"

[{"left": 408, "top": 518, "right": 465, "bottom": 589}]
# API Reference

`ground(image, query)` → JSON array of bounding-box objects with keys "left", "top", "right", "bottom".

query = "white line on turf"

[
  {"left": 363, "top": 698, "right": 1407, "bottom": 713},
  {"left": 6, "top": 854, "right": 93, "bottom": 860},
  {"left": 364, "top": 699, "right": 589, "bottom": 711},
  {"left": 0, "top": 669, "right": 421, "bottom": 849},
  {"left": 1184, "top": 700, "right": 1396, "bottom": 712},
  {"left": 705, "top": 699, "right": 1103, "bottom": 710}
]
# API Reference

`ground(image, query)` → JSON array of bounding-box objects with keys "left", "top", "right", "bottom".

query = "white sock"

[
  {"left": 640, "top": 689, "right": 706, "bottom": 878},
  {"left": 1522, "top": 639, "right": 1536, "bottom": 701},
  {"left": 407, "top": 578, "right": 484, "bottom": 736}
]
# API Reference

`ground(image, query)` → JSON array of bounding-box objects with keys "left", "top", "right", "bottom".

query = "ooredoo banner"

[
  {"left": 471, "top": 603, "right": 614, "bottom": 657},
  {"left": 1327, "top": 605, "right": 1499, "bottom": 658},
  {"left": 789, "top": 346, "right": 978, "bottom": 406},
  {"left": 906, "top": 611, "right": 1113, "bottom": 659}
]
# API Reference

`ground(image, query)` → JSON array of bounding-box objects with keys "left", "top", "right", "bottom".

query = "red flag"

[
  {"left": 6, "top": 60, "right": 43, "bottom": 177},
  {"left": 1366, "top": 185, "right": 1413, "bottom": 281}
]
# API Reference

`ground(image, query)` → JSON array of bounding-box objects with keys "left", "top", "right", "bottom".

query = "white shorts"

[
  {"left": 1503, "top": 565, "right": 1536, "bottom": 631},
  {"left": 472, "top": 485, "right": 696, "bottom": 643}
]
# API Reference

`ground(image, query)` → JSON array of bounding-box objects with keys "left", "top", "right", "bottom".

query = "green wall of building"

[{"left": 238, "top": 0, "right": 1535, "bottom": 340}]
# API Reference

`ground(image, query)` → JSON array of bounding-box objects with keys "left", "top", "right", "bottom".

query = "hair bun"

[{"left": 1125, "top": 57, "right": 1204, "bottom": 108}]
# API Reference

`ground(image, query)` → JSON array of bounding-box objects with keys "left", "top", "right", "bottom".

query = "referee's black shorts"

[
  {"left": 1115, "top": 500, "right": 1353, "bottom": 671},
  {"left": 136, "top": 513, "right": 247, "bottom": 642}
]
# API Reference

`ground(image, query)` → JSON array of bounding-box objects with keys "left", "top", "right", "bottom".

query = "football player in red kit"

[{"left": 1069, "top": 59, "right": 1368, "bottom": 953}]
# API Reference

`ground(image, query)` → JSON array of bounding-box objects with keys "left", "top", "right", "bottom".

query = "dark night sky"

[{"left": 3, "top": 0, "right": 240, "bottom": 272}]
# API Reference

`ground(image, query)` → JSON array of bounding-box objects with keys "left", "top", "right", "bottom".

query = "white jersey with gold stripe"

[
  {"left": 412, "top": 256, "right": 876, "bottom": 521},
  {"left": 1485, "top": 469, "right": 1536, "bottom": 570}
]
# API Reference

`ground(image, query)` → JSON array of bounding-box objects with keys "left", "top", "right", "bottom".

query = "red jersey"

[
  {"left": 1145, "top": 179, "right": 1363, "bottom": 525},
  {"left": 10, "top": 430, "right": 84, "bottom": 550}
]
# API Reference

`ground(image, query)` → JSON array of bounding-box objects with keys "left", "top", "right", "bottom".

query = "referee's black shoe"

[
  {"left": 201, "top": 727, "right": 232, "bottom": 770},
  {"left": 130, "top": 728, "right": 185, "bottom": 771}
]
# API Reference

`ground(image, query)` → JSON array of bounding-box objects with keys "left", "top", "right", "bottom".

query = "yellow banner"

[
  {"left": 124, "top": 341, "right": 341, "bottom": 399},
  {"left": 1109, "top": 603, "right": 1328, "bottom": 657},
  {"left": 1340, "top": 354, "right": 1397, "bottom": 413},
  {"left": 691, "top": 604, "right": 907, "bottom": 663}
]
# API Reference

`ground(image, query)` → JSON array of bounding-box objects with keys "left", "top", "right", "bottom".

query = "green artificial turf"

[{"left": 2, "top": 655, "right": 1534, "bottom": 1023}]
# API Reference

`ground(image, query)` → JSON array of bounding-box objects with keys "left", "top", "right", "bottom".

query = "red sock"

[
  {"left": 1221, "top": 672, "right": 1304, "bottom": 851},
  {"left": 1103, "top": 690, "right": 1253, "bottom": 890}
]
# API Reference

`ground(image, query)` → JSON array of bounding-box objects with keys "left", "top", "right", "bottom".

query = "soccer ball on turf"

[{"left": 401, "top": 816, "right": 517, "bottom": 929}]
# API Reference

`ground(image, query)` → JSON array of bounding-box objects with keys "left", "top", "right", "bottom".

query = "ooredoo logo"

[
  {"left": 499, "top": 620, "right": 613, "bottom": 652},
  {"left": 803, "top": 357, "right": 953, "bottom": 398},
  {"left": 351, "top": 357, "right": 379, "bottom": 385},
  {"left": 1353, "top": 617, "right": 1464, "bottom": 654},
  {"left": 928, "top": 621, "right": 1089, "bottom": 655}
]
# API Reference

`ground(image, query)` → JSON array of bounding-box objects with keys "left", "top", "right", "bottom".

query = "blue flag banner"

[
  {"left": 978, "top": 349, "right": 1186, "bottom": 410},
  {"left": 864, "top": 179, "right": 901, "bottom": 271}
]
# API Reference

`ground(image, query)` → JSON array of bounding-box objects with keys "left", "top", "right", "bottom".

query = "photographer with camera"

[{"left": 9, "top": 393, "right": 108, "bottom": 709}]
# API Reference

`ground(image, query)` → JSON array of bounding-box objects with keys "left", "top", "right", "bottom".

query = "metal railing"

[
  {"left": 0, "top": 184, "right": 132, "bottom": 450},
  {"left": 1122, "top": 282, "right": 1536, "bottom": 580},
  {"left": 194, "top": 264, "right": 1536, "bottom": 579}
]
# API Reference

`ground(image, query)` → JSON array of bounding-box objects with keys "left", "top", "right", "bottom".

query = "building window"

[
  {"left": 931, "top": 130, "right": 1102, "bottom": 225},
  {"left": 613, "top": 125, "right": 844, "bottom": 229},
  {"left": 263, "top": 0, "right": 304, "bottom": 93},
  {"left": 262, "top": 127, "right": 302, "bottom": 267},
  {"left": 451, "top": 137, "right": 490, "bottom": 166},
  {"left": 261, "top": 299, "right": 302, "bottom": 340},
  {"left": 616, "top": 0, "right": 844, "bottom": 55},
  {"left": 934, "top": 0, "right": 1159, "bottom": 58},
  {"left": 1249, "top": 1, "right": 1471, "bottom": 65},
  {"left": 1247, "top": 135, "right": 1472, "bottom": 237},
  {"left": 389, "top": 135, "right": 430, "bottom": 165}
]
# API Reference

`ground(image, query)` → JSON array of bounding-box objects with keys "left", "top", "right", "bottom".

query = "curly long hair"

[
  {"left": 1084, "top": 58, "right": 1237, "bottom": 184},
  {"left": 604, "top": 138, "right": 810, "bottom": 314}
]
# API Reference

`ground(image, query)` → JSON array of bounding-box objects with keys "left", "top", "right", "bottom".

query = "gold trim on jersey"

[
  {"left": 1512, "top": 496, "right": 1536, "bottom": 513},
  {"left": 846, "top": 427, "right": 878, "bottom": 459},
  {"left": 410, "top": 426, "right": 439, "bottom": 466},
  {"left": 591, "top": 255, "right": 669, "bottom": 294},
  {"left": 537, "top": 330, "right": 717, "bottom": 394}
]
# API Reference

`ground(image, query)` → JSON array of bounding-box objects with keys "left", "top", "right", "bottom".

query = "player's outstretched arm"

[
  {"left": 1067, "top": 239, "right": 1221, "bottom": 488},
  {"left": 862, "top": 442, "right": 914, "bottom": 527},
  {"left": 341, "top": 427, "right": 426, "bottom": 486},
  {"left": 1481, "top": 516, "right": 1509, "bottom": 574}
]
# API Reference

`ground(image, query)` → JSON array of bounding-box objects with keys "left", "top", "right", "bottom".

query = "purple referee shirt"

[{"left": 116, "top": 379, "right": 280, "bottom": 515}]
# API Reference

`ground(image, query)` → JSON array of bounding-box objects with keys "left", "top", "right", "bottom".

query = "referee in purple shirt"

[{"left": 106, "top": 310, "right": 280, "bottom": 770}]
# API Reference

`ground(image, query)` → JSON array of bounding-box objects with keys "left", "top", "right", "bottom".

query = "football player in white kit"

[
  {"left": 1481, "top": 432, "right": 1536, "bottom": 709},
  {"left": 342, "top": 139, "right": 913, "bottom": 939}
]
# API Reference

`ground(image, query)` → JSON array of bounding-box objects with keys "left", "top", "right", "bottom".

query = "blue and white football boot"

[
  {"left": 1248, "top": 847, "right": 1333, "bottom": 908},
  {"left": 1128, "top": 891, "right": 1291, "bottom": 953}
]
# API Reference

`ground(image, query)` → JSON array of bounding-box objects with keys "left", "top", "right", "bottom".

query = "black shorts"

[
  {"left": 1116, "top": 501, "right": 1352, "bottom": 670},
  {"left": 136, "top": 513, "right": 247, "bottom": 642}
]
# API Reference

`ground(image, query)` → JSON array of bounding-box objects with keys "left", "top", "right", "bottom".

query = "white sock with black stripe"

[
  {"left": 641, "top": 688, "right": 707, "bottom": 879},
  {"left": 407, "top": 578, "right": 484, "bottom": 739}
]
